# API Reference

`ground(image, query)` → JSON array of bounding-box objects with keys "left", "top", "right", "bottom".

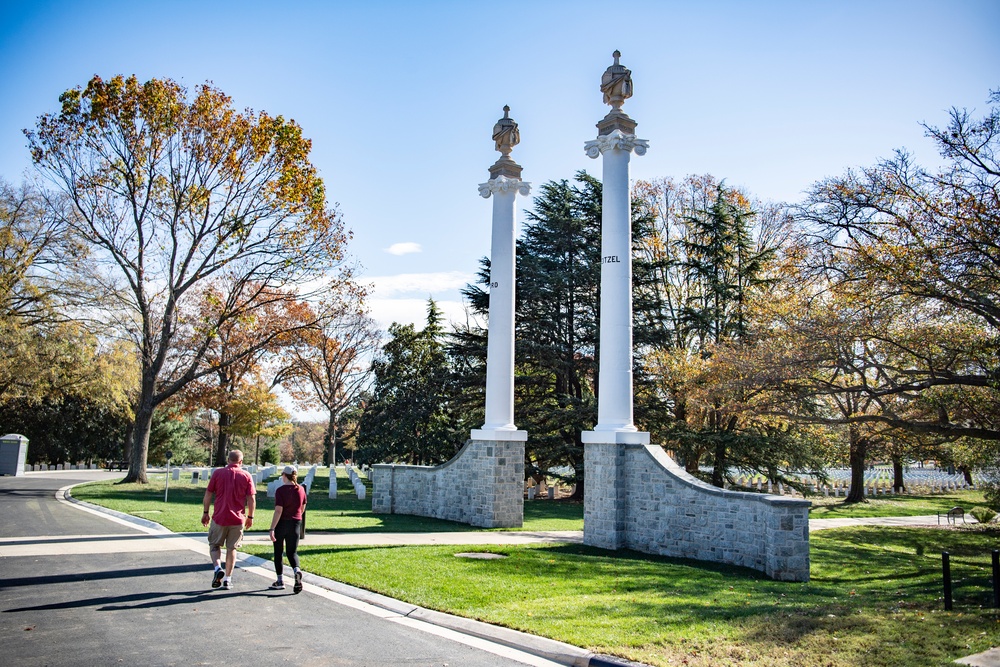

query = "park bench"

[
  {"left": 937, "top": 507, "right": 966, "bottom": 525},
  {"left": 104, "top": 460, "right": 127, "bottom": 471}
]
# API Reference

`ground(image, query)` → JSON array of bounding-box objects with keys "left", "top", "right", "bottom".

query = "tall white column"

[
  {"left": 582, "top": 50, "right": 649, "bottom": 447},
  {"left": 472, "top": 107, "right": 529, "bottom": 443}
]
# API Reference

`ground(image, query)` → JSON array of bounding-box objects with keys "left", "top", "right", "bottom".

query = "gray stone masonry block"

[
  {"left": 583, "top": 442, "right": 810, "bottom": 582},
  {"left": 370, "top": 439, "right": 524, "bottom": 529}
]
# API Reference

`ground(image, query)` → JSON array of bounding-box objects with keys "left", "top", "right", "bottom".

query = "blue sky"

[{"left": 2, "top": 0, "right": 997, "bottom": 330}]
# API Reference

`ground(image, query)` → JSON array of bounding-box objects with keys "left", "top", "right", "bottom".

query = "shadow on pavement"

[
  {"left": 4, "top": 568, "right": 290, "bottom": 613},
  {"left": 1, "top": 534, "right": 172, "bottom": 547},
  {"left": 0, "top": 562, "right": 206, "bottom": 590}
]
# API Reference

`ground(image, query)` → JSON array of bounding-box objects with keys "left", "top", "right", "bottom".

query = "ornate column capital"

[
  {"left": 584, "top": 129, "right": 649, "bottom": 159},
  {"left": 478, "top": 176, "right": 532, "bottom": 199}
]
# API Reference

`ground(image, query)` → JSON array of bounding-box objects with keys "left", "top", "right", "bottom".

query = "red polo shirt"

[{"left": 207, "top": 464, "right": 255, "bottom": 526}]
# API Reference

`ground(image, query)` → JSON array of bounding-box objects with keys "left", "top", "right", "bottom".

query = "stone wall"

[
  {"left": 585, "top": 443, "right": 810, "bottom": 581},
  {"left": 371, "top": 438, "right": 524, "bottom": 528}
]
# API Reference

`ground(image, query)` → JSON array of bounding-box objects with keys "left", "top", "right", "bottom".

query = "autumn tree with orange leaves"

[
  {"left": 26, "top": 75, "right": 347, "bottom": 483},
  {"left": 179, "top": 280, "right": 317, "bottom": 466},
  {"left": 283, "top": 284, "right": 380, "bottom": 466}
]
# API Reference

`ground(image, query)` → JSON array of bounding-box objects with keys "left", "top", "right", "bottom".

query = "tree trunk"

[
  {"left": 214, "top": 411, "right": 232, "bottom": 467},
  {"left": 122, "top": 421, "right": 134, "bottom": 465},
  {"left": 685, "top": 450, "right": 701, "bottom": 474},
  {"left": 845, "top": 427, "right": 868, "bottom": 503},
  {"left": 123, "top": 401, "right": 153, "bottom": 483},
  {"left": 325, "top": 411, "right": 338, "bottom": 467},
  {"left": 959, "top": 465, "right": 973, "bottom": 486},
  {"left": 569, "top": 437, "right": 585, "bottom": 501},
  {"left": 891, "top": 455, "right": 906, "bottom": 493},
  {"left": 711, "top": 437, "right": 727, "bottom": 488}
]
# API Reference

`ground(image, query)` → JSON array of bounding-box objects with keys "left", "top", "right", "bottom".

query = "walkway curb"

[
  {"left": 62, "top": 484, "right": 646, "bottom": 667},
  {"left": 59, "top": 484, "right": 172, "bottom": 533}
]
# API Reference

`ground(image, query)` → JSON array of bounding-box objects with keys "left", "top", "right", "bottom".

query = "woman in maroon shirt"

[{"left": 268, "top": 466, "right": 308, "bottom": 593}]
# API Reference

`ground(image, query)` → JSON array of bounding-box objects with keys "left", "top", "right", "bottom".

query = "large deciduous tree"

[
  {"left": 26, "top": 75, "right": 346, "bottom": 482},
  {"left": 0, "top": 179, "right": 91, "bottom": 404},
  {"left": 791, "top": 90, "right": 1000, "bottom": 442},
  {"left": 180, "top": 280, "right": 316, "bottom": 466},
  {"left": 283, "top": 284, "right": 379, "bottom": 466},
  {"left": 631, "top": 177, "right": 823, "bottom": 488},
  {"left": 226, "top": 382, "right": 292, "bottom": 465}
]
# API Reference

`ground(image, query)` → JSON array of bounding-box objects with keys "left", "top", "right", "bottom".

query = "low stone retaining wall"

[
  {"left": 585, "top": 443, "right": 810, "bottom": 582},
  {"left": 371, "top": 438, "right": 524, "bottom": 528}
]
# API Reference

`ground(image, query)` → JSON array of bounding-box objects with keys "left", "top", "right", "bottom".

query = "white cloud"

[
  {"left": 367, "top": 271, "right": 474, "bottom": 297},
  {"left": 362, "top": 270, "right": 483, "bottom": 331},
  {"left": 368, "top": 298, "right": 471, "bottom": 331},
  {"left": 384, "top": 242, "right": 422, "bottom": 256}
]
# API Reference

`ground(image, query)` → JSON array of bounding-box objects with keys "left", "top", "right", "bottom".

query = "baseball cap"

[{"left": 283, "top": 465, "right": 297, "bottom": 476}]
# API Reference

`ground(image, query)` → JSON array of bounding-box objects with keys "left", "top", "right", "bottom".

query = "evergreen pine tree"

[{"left": 356, "top": 300, "right": 461, "bottom": 465}]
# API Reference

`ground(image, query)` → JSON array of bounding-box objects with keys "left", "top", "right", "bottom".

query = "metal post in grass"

[
  {"left": 164, "top": 451, "right": 173, "bottom": 503},
  {"left": 992, "top": 550, "right": 999, "bottom": 609},
  {"left": 942, "top": 551, "right": 953, "bottom": 611}
]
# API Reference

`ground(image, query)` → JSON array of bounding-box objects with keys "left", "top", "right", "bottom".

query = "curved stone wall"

[
  {"left": 371, "top": 438, "right": 524, "bottom": 528},
  {"left": 585, "top": 442, "right": 810, "bottom": 581}
]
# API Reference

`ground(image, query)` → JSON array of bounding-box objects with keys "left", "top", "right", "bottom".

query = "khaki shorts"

[{"left": 207, "top": 521, "right": 244, "bottom": 550}]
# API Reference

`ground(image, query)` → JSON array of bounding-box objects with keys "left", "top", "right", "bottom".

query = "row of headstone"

[
  {"left": 342, "top": 465, "right": 366, "bottom": 500},
  {"left": 303, "top": 465, "right": 316, "bottom": 495},
  {"left": 262, "top": 464, "right": 312, "bottom": 497},
  {"left": 190, "top": 468, "right": 215, "bottom": 484},
  {"left": 729, "top": 471, "right": 973, "bottom": 497},
  {"left": 266, "top": 472, "right": 284, "bottom": 498},
  {"left": 525, "top": 485, "right": 557, "bottom": 500},
  {"left": 732, "top": 477, "right": 974, "bottom": 498},
  {"left": 256, "top": 465, "right": 277, "bottom": 484},
  {"left": 26, "top": 463, "right": 99, "bottom": 471}
]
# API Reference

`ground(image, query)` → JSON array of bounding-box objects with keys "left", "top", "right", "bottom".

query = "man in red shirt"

[{"left": 202, "top": 449, "right": 256, "bottom": 590}]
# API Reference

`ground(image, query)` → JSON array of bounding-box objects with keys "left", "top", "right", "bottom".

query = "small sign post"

[{"left": 164, "top": 451, "right": 173, "bottom": 503}]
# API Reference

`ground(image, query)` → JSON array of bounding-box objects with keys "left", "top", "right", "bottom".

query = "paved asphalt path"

[{"left": 0, "top": 472, "right": 568, "bottom": 667}]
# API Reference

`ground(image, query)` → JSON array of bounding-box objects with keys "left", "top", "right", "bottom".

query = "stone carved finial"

[
  {"left": 596, "top": 50, "right": 637, "bottom": 136},
  {"left": 601, "top": 50, "right": 633, "bottom": 110},
  {"left": 492, "top": 105, "right": 520, "bottom": 157},
  {"left": 488, "top": 105, "right": 522, "bottom": 180}
]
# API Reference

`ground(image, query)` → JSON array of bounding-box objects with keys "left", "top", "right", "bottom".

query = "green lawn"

[
  {"left": 808, "top": 489, "right": 985, "bottom": 518},
  {"left": 242, "top": 526, "right": 1000, "bottom": 667},
  {"left": 71, "top": 468, "right": 586, "bottom": 533},
  {"left": 73, "top": 471, "right": 987, "bottom": 532}
]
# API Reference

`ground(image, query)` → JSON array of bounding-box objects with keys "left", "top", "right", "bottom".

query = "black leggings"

[{"left": 272, "top": 519, "right": 301, "bottom": 577}]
